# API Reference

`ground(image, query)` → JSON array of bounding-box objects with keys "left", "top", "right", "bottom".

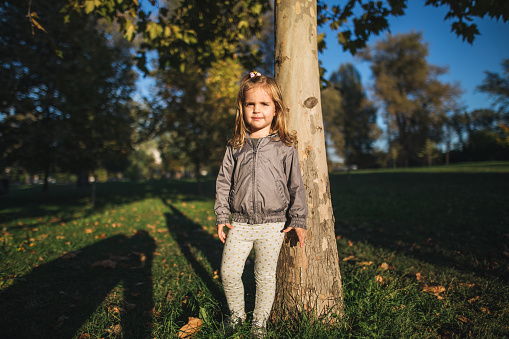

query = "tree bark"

[{"left": 271, "top": 0, "right": 343, "bottom": 321}]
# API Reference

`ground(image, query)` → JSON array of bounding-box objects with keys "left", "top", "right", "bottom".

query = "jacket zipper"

[{"left": 252, "top": 139, "right": 260, "bottom": 218}]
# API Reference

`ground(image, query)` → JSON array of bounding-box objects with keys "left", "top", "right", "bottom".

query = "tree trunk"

[
  {"left": 77, "top": 169, "right": 88, "bottom": 188},
  {"left": 90, "top": 172, "right": 96, "bottom": 209},
  {"left": 194, "top": 159, "right": 202, "bottom": 196},
  {"left": 271, "top": 0, "right": 343, "bottom": 322}
]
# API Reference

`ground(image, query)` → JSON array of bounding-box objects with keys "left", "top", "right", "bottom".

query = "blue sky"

[{"left": 318, "top": 2, "right": 509, "bottom": 112}]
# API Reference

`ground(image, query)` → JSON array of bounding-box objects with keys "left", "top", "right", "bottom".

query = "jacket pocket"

[{"left": 276, "top": 180, "right": 289, "bottom": 206}]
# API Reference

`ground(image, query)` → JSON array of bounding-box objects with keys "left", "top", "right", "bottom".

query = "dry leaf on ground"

[
  {"left": 358, "top": 261, "right": 374, "bottom": 266},
  {"left": 91, "top": 259, "right": 116, "bottom": 269},
  {"left": 422, "top": 285, "right": 445, "bottom": 294},
  {"left": 108, "top": 324, "right": 122, "bottom": 335},
  {"left": 380, "top": 262, "right": 389, "bottom": 270},
  {"left": 342, "top": 255, "right": 355, "bottom": 261},
  {"left": 422, "top": 284, "right": 445, "bottom": 299},
  {"left": 468, "top": 296, "right": 479, "bottom": 303},
  {"left": 61, "top": 252, "right": 76, "bottom": 260},
  {"left": 178, "top": 317, "right": 202, "bottom": 338},
  {"left": 457, "top": 315, "right": 470, "bottom": 324},
  {"left": 375, "top": 275, "right": 386, "bottom": 284},
  {"left": 54, "top": 315, "right": 69, "bottom": 329}
]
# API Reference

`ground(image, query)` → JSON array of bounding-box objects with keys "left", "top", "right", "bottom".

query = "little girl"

[{"left": 215, "top": 71, "right": 308, "bottom": 337}]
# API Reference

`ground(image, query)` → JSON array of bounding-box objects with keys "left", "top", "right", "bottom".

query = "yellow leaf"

[
  {"left": 342, "top": 255, "right": 355, "bottom": 261},
  {"left": 31, "top": 18, "right": 46, "bottom": 33},
  {"left": 380, "top": 262, "right": 389, "bottom": 270},
  {"left": 178, "top": 317, "right": 202, "bottom": 338},
  {"left": 358, "top": 261, "right": 374, "bottom": 266},
  {"left": 84, "top": 0, "right": 96, "bottom": 14}
]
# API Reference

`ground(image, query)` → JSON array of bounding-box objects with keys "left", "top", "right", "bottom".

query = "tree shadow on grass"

[
  {"left": 330, "top": 172, "right": 509, "bottom": 281},
  {"left": 0, "top": 230, "right": 155, "bottom": 339},
  {"left": 161, "top": 200, "right": 257, "bottom": 320},
  {"left": 0, "top": 180, "right": 214, "bottom": 231}
]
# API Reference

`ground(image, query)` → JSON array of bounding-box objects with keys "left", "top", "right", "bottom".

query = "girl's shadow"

[{"left": 0, "top": 230, "right": 156, "bottom": 339}]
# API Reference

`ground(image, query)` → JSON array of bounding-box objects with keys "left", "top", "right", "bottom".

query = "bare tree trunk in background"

[{"left": 271, "top": 0, "right": 343, "bottom": 322}]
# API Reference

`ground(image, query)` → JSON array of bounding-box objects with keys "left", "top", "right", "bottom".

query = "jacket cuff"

[
  {"left": 216, "top": 215, "right": 230, "bottom": 225},
  {"left": 288, "top": 216, "right": 307, "bottom": 229}
]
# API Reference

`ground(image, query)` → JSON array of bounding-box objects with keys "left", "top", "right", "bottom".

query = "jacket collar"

[{"left": 246, "top": 132, "right": 278, "bottom": 148}]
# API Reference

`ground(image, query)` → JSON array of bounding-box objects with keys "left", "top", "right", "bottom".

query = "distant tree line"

[{"left": 321, "top": 32, "right": 508, "bottom": 168}]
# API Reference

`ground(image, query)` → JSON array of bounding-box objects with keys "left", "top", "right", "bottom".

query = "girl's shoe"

[{"left": 220, "top": 316, "right": 243, "bottom": 337}]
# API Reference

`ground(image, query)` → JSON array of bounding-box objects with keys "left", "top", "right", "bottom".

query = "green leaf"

[{"left": 84, "top": 0, "right": 96, "bottom": 14}]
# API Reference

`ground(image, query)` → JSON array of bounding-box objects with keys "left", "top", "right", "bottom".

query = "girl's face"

[{"left": 243, "top": 86, "right": 276, "bottom": 138}]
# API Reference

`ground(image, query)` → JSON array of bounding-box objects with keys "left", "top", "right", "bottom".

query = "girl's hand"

[
  {"left": 283, "top": 227, "right": 306, "bottom": 248},
  {"left": 218, "top": 223, "right": 233, "bottom": 243}
]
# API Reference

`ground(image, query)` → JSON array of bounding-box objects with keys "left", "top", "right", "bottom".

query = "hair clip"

[{"left": 250, "top": 71, "right": 262, "bottom": 78}]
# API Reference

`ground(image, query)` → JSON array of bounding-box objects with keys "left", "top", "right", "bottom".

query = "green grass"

[{"left": 1, "top": 162, "right": 508, "bottom": 338}]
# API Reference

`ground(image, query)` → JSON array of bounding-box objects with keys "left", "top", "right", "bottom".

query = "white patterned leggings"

[{"left": 220, "top": 221, "right": 285, "bottom": 327}]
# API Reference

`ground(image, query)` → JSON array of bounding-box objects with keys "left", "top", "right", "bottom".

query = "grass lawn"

[{"left": 1, "top": 161, "right": 508, "bottom": 338}]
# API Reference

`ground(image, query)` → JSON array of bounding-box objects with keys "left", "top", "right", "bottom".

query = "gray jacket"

[{"left": 215, "top": 134, "right": 308, "bottom": 229}]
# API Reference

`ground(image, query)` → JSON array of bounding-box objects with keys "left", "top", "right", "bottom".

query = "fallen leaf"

[
  {"left": 458, "top": 283, "right": 475, "bottom": 288},
  {"left": 348, "top": 240, "right": 354, "bottom": 247},
  {"left": 468, "top": 296, "right": 479, "bottom": 303},
  {"left": 108, "top": 305, "right": 124, "bottom": 314},
  {"left": 61, "top": 252, "right": 76, "bottom": 260},
  {"left": 415, "top": 272, "right": 424, "bottom": 281},
  {"left": 422, "top": 285, "right": 445, "bottom": 294},
  {"left": 144, "top": 307, "right": 155, "bottom": 316},
  {"left": 91, "top": 259, "right": 116, "bottom": 269},
  {"left": 178, "top": 317, "right": 202, "bottom": 338},
  {"left": 358, "top": 261, "right": 374, "bottom": 266},
  {"left": 457, "top": 315, "right": 470, "bottom": 324},
  {"left": 422, "top": 284, "right": 445, "bottom": 299},
  {"left": 380, "top": 262, "right": 389, "bottom": 271},
  {"left": 54, "top": 315, "right": 69, "bottom": 329},
  {"left": 79, "top": 334, "right": 91, "bottom": 339},
  {"left": 84, "top": 228, "right": 93, "bottom": 234},
  {"left": 342, "top": 255, "right": 355, "bottom": 261},
  {"left": 480, "top": 307, "right": 490, "bottom": 314},
  {"left": 375, "top": 275, "right": 386, "bottom": 284},
  {"left": 110, "top": 324, "right": 122, "bottom": 335},
  {"left": 125, "top": 302, "right": 136, "bottom": 310}
]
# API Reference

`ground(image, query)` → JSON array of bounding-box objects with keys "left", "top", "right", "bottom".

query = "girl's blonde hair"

[{"left": 229, "top": 73, "right": 297, "bottom": 148}]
